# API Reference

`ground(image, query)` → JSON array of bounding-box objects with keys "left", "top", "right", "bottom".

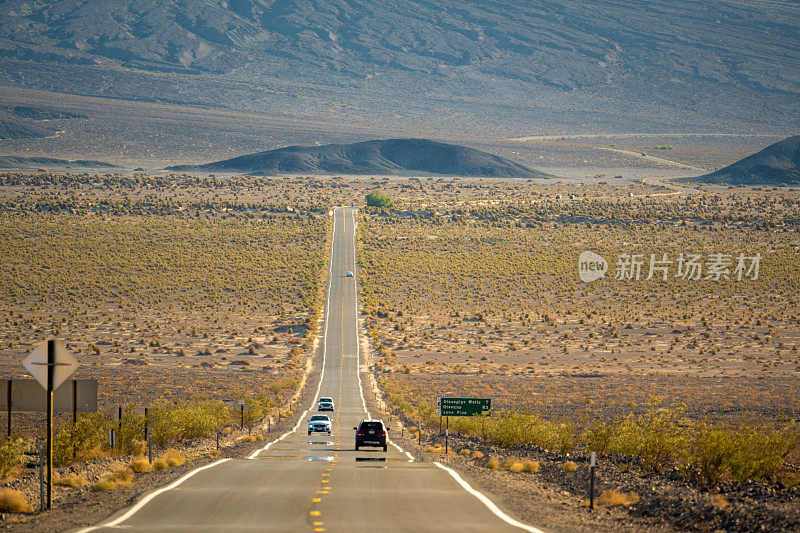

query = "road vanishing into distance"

[{"left": 78, "top": 207, "right": 540, "bottom": 532}]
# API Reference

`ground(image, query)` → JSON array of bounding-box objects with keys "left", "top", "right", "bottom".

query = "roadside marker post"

[
  {"left": 148, "top": 429, "right": 153, "bottom": 465},
  {"left": 72, "top": 380, "right": 78, "bottom": 425},
  {"left": 6, "top": 379, "right": 11, "bottom": 437},
  {"left": 216, "top": 430, "right": 220, "bottom": 451},
  {"left": 38, "top": 440, "right": 45, "bottom": 513},
  {"left": 589, "top": 451, "right": 597, "bottom": 511},
  {"left": 117, "top": 406, "right": 123, "bottom": 453}
]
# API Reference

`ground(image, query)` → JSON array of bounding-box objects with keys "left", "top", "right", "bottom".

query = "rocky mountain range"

[{"left": 0, "top": 0, "right": 798, "bottom": 142}]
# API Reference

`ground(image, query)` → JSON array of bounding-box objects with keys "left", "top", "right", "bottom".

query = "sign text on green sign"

[{"left": 439, "top": 397, "right": 491, "bottom": 417}]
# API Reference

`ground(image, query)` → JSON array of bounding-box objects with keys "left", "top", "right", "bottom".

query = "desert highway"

[{"left": 77, "top": 207, "right": 541, "bottom": 532}]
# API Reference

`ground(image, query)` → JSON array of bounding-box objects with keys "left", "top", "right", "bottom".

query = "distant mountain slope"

[
  {"left": 681, "top": 136, "right": 800, "bottom": 185},
  {"left": 0, "top": 0, "right": 798, "bottom": 136},
  {"left": 167, "top": 138, "right": 543, "bottom": 178},
  {"left": 0, "top": 155, "right": 115, "bottom": 168},
  {"left": 0, "top": 109, "right": 51, "bottom": 139}
]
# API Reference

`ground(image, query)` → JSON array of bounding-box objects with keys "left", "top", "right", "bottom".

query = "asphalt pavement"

[{"left": 78, "top": 207, "right": 539, "bottom": 532}]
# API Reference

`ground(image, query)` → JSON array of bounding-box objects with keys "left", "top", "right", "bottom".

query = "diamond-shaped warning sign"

[{"left": 22, "top": 339, "right": 79, "bottom": 390}]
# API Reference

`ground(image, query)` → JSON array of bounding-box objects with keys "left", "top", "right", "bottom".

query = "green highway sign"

[{"left": 439, "top": 397, "right": 491, "bottom": 417}]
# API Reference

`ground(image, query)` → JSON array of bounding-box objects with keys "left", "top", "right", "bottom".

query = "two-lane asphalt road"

[{"left": 79, "top": 207, "right": 540, "bottom": 532}]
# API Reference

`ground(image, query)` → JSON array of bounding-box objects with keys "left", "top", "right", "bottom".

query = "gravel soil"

[
  {"left": 386, "top": 422, "right": 800, "bottom": 533},
  {"left": 0, "top": 360, "right": 322, "bottom": 532}
]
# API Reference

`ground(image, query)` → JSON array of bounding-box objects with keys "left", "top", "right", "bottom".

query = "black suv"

[{"left": 354, "top": 419, "right": 388, "bottom": 451}]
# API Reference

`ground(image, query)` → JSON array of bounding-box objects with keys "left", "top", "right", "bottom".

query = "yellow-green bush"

[
  {"left": 53, "top": 413, "right": 109, "bottom": 467},
  {"left": 386, "top": 391, "right": 800, "bottom": 485},
  {"left": 150, "top": 400, "right": 231, "bottom": 447},
  {"left": 609, "top": 405, "right": 688, "bottom": 472},
  {"left": 54, "top": 473, "right": 88, "bottom": 487},
  {"left": 0, "top": 438, "right": 28, "bottom": 479}
]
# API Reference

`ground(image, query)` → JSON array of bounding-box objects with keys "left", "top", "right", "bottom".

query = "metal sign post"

[
  {"left": 46, "top": 339, "right": 54, "bottom": 509},
  {"left": 6, "top": 380, "right": 11, "bottom": 437}
]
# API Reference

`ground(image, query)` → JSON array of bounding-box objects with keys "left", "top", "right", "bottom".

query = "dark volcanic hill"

[
  {"left": 0, "top": 155, "right": 115, "bottom": 169},
  {"left": 167, "top": 139, "right": 543, "bottom": 178},
  {"left": 681, "top": 136, "right": 800, "bottom": 186},
  {"left": 0, "top": 0, "right": 798, "bottom": 143}
]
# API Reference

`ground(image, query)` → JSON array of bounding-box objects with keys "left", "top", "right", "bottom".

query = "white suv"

[
  {"left": 308, "top": 415, "right": 331, "bottom": 435},
  {"left": 318, "top": 397, "right": 335, "bottom": 411}
]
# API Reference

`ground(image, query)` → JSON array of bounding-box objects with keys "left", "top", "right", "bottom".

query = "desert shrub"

[
  {"left": 158, "top": 449, "right": 186, "bottom": 468},
  {"left": 129, "top": 457, "right": 153, "bottom": 473},
  {"left": 117, "top": 404, "right": 145, "bottom": 455},
  {"left": 110, "top": 466, "right": 134, "bottom": 485},
  {"left": 484, "top": 457, "right": 500, "bottom": 470},
  {"left": 54, "top": 473, "right": 88, "bottom": 487},
  {"left": 562, "top": 461, "right": 578, "bottom": 473},
  {"left": 594, "top": 489, "right": 639, "bottom": 507},
  {"left": 687, "top": 423, "right": 739, "bottom": 486},
  {"left": 502, "top": 458, "right": 524, "bottom": 472},
  {"left": 391, "top": 386, "right": 799, "bottom": 487},
  {"left": 726, "top": 426, "right": 799, "bottom": 483},
  {"left": 91, "top": 479, "right": 117, "bottom": 492},
  {"left": 0, "top": 438, "right": 28, "bottom": 479},
  {"left": 521, "top": 460, "right": 540, "bottom": 473},
  {"left": 53, "top": 413, "right": 109, "bottom": 467},
  {"left": 365, "top": 191, "right": 395, "bottom": 209},
  {"left": 686, "top": 423, "right": 798, "bottom": 485},
  {"left": 711, "top": 494, "right": 729, "bottom": 508},
  {"left": 0, "top": 488, "right": 33, "bottom": 513},
  {"left": 150, "top": 400, "right": 230, "bottom": 446},
  {"left": 610, "top": 405, "right": 688, "bottom": 472},
  {"left": 581, "top": 419, "right": 616, "bottom": 456}
]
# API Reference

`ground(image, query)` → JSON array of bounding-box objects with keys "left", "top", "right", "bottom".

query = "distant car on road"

[
  {"left": 354, "top": 419, "right": 388, "bottom": 451},
  {"left": 318, "top": 397, "right": 335, "bottom": 411},
  {"left": 308, "top": 415, "right": 331, "bottom": 435},
  {"left": 345, "top": 271, "right": 354, "bottom": 277}
]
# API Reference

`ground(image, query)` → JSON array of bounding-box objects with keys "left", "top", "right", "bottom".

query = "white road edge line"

[
  {"left": 351, "top": 207, "right": 540, "bottom": 532},
  {"left": 76, "top": 209, "right": 344, "bottom": 531},
  {"left": 350, "top": 209, "right": 412, "bottom": 460},
  {"left": 352, "top": 209, "right": 373, "bottom": 422},
  {"left": 74, "top": 458, "right": 232, "bottom": 532},
  {"left": 433, "top": 462, "right": 547, "bottom": 533},
  {"left": 248, "top": 207, "right": 338, "bottom": 460}
]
